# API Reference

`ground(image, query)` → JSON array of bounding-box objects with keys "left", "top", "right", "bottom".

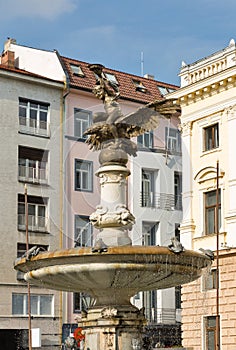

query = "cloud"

[{"left": 0, "top": 0, "right": 77, "bottom": 21}]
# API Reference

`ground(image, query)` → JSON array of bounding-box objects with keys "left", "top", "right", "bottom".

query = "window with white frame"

[
  {"left": 18, "top": 146, "right": 48, "bottom": 184},
  {"left": 70, "top": 64, "right": 84, "bottom": 77},
  {"left": 74, "top": 216, "right": 92, "bottom": 247},
  {"left": 104, "top": 72, "right": 118, "bottom": 85},
  {"left": 12, "top": 293, "right": 54, "bottom": 316},
  {"left": 142, "top": 222, "right": 158, "bottom": 246},
  {"left": 204, "top": 123, "right": 219, "bottom": 151},
  {"left": 205, "top": 189, "right": 221, "bottom": 235},
  {"left": 157, "top": 85, "right": 176, "bottom": 96},
  {"left": 75, "top": 159, "right": 93, "bottom": 191},
  {"left": 174, "top": 172, "right": 182, "bottom": 210},
  {"left": 18, "top": 194, "right": 48, "bottom": 232},
  {"left": 74, "top": 109, "right": 92, "bottom": 139},
  {"left": 141, "top": 169, "right": 155, "bottom": 207},
  {"left": 19, "top": 98, "right": 49, "bottom": 137},
  {"left": 137, "top": 131, "right": 153, "bottom": 148},
  {"left": 165, "top": 127, "right": 181, "bottom": 152}
]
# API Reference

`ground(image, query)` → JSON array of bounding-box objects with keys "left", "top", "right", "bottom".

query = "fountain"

[{"left": 14, "top": 64, "right": 212, "bottom": 350}]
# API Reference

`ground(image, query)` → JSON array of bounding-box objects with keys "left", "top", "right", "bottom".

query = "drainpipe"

[{"left": 215, "top": 160, "right": 220, "bottom": 350}]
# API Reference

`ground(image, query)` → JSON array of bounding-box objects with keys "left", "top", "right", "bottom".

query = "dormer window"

[
  {"left": 133, "top": 80, "right": 147, "bottom": 93},
  {"left": 70, "top": 64, "right": 84, "bottom": 77},
  {"left": 157, "top": 85, "right": 176, "bottom": 96},
  {"left": 104, "top": 72, "right": 118, "bottom": 85}
]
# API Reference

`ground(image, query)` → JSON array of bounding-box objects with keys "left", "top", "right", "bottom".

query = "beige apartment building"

[
  {"left": 0, "top": 54, "right": 64, "bottom": 349},
  {"left": 169, "top": 39, "right": 236, "bottom": 349}
]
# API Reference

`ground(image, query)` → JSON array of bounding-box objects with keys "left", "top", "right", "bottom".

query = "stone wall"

[{"left": 181, "top": 249, "right": 236, "bottom": 350}]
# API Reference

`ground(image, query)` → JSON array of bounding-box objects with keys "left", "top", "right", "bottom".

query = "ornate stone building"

[{"left": 169, "top": 39, "right": 236, "bottom": 349}]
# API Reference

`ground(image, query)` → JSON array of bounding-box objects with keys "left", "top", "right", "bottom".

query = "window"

[
  {"left": 19, "top": 98, "right": 49, "bottom": 137},
  {"left": 70, "top": 64, "right": 84, "bottom": 77},
  {"left": 204, "top": 316, "right": 217, "bottom": 350},
  {"left": 18, "top": 146, "right": 48, "bottom": 184},
  {"left": 133, "top": 80, "right": 147, "bottom": 92},
  {"left": 12, "top": 293, "right": 53, "bottom": 316},
  {"left": 204, "top": 124, "right": 219, "bottom": 151},
  {"left": 104, "top": 72, "right": 118, "bottom": 85},
  {"left": 157, "top": 85, "right": 176, "bottom": 96},
  {"left": 74, "top": 216, "right": 92, "bottom": 247},
  {"left": 75, "top": 159, "right": 93, "bottom": 191},
  {"left": 174, "top": 172, "right": 182, "bottom": 210},
  {"left": 74, "top": 109, "right": 92, "bottom": 139},
  {"left": 141, "top": 169, "right": 155, "bottom": 207},
  {"left": 137, "top": 131, "right": 153, "bottom": 148},
  {"left": 205, "top": 190, "right": 221, "bottom": 235},
  {"left": 175, "top": 286, "right": 181, "bottom": 309},
  {"left": 165, "top": 127, "right": 181, "bottom": 152},
  {"left": 143, "top": 290, "right": 157, "bottom": 323},
  {"left": 203, "top": 269, "right": 217, "bottom": 291},
  {"left": 142, "top": 222, "right": 158, "bottom": 246},
  {"left": 18, "top": 194, "right": 48, "bottom": 232},
  {"left": 73, "top": 292, "right": 94, "bottom": 313}
]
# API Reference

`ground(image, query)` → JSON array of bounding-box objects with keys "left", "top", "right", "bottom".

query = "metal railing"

[
  {"left": 140, "top": 192, "right": 182, "bottom": 210},
  {"left": 145, "top": 307, "right": 181, "bottom": 325},
  {"left": 18, "top": 165, "right": 48, "bottom": 184},
  {"left": 18, "top": 214, "right": 48, "bottom": 232},
  {"left": 19, "top": 117, "right": 50, "bottom": 137}
]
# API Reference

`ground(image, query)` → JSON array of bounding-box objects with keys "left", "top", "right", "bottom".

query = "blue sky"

[{"left": 0, "top": 0, "right": 235, "bottom": 85}]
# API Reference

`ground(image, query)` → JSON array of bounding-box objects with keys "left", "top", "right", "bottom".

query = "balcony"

[
  {"left": 18, "top": 164, "right": 48, "bottom": 184},
  {"left": 19, "top": 117, "right": 50, "bottom": 137},
  {"left": 145, "top": 307, "right": 181, "bottom": 325},
  {"left": 18, "top": 214, "right": 48, "bottom": 232},
  {"left": 140, "top": 192, "right": 182, "bottom": 211}
]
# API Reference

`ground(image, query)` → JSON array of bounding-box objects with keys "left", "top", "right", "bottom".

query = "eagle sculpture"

[{"left": 84, "top": 64, "right": 180, "bottom": 157}]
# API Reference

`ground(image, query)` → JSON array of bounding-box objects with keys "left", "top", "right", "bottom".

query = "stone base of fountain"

[{"left": 77, "top": 305, "right": 145, "bottom": 349}]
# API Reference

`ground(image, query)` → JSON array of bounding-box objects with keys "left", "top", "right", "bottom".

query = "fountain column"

[{"left": 90, "top": 162, "right": 134, "bottom": 247}]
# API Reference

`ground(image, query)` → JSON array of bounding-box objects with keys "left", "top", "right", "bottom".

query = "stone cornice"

[{"left": 168, "top": 66, "right": 236, "bottom": 106}]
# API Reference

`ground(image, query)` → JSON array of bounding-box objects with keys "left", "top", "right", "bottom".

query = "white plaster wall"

[{"left": 7, "top": 43, "right": 65, "bottom": 81}]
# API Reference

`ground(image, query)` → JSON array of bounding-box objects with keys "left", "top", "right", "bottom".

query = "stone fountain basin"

[{"left": 14, "top": 246, "right": 211, "bottom": 306}]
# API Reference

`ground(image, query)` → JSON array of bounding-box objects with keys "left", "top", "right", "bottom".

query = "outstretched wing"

[{"left": 115, "top": 106, "right": 160, "bottom": 133}]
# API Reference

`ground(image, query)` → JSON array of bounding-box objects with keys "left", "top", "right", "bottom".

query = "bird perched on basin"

[
  {"left": 92, "top": 238, "right": 108, "bottom": 253},
  {"left": 168, "top": 237, "right": 184, "bottom": 254},
  {"left": 22, "top": 246, "right": 46, "bottom": 260},
  {"left": 199, "top": 248, "right": 214, "bottom": 260}
]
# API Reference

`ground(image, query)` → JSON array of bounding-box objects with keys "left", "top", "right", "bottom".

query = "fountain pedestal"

[
  {"left": 77, "top": 305, "right": 145, "bottom": 349},
  {"left": 90, "top": 163, "right": 135, "bottom": 247}
]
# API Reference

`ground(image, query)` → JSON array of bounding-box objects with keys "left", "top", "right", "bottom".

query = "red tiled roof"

[{"left": 61, "top": 56, "right": 179, "bottom": 104}]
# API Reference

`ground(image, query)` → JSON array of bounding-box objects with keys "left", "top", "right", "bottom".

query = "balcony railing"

[
  {"left": 18, "top": 214, "right": 48, "bottom": 232},
  {"left": 18, "top": 165, "right": 48, "bottom": 184},
  {"left": 145, "top": 307, "right": 181, "bottom": 325},
  {"left": 19, "top": 117, "right": 50, "bottom": 137},
  {"left": 140, "top": 192, "right": 182, "bottom": 211}
]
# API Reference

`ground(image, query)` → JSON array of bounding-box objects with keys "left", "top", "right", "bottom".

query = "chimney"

[
  {"left": 1, "top": 50, "right": 15, "bottom": 68},
  {"left": 4, "top": 37, "right": 17, "bottom": 51},
  {"left": 144, "top": 73, "right": 155, "bottom": 80}
]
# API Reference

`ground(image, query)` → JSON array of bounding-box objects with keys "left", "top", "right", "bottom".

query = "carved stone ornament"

[
  {"left": 101, "top": 307, "right": 118, "bottom": 318},
  {"left": 99, "top": 172, "right": 126, "bottom": 186},
  {"left": 178, "top": 121, "right": 192, "bottom": 136},
  {"left": 90, "top": 204, "right": 135, "bottom": 228}
]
